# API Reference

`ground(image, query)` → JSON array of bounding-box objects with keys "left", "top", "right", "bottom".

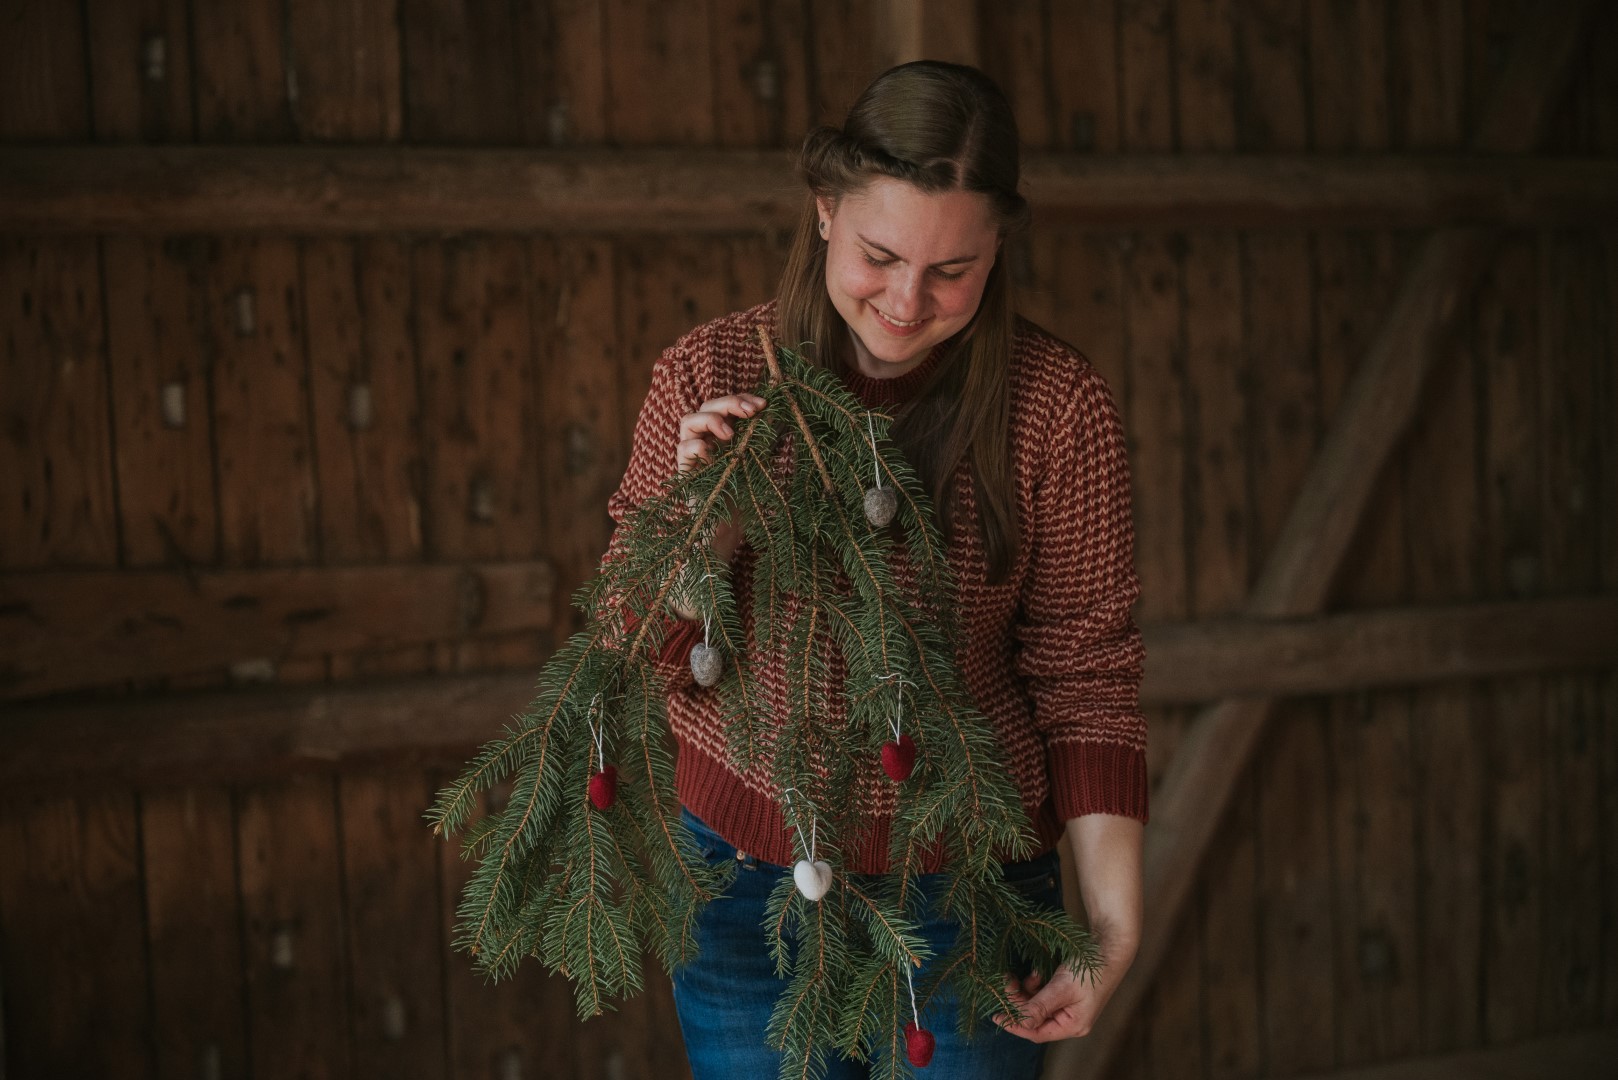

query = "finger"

[
  {"left": 696, "top": 394, "right": 766, "bottom": 419},
  {"left": 678, "top": 411, "right": 735, "bottom": 444},
  {"left": 676, "top": 437, "right": 713, "bottom": 472}
]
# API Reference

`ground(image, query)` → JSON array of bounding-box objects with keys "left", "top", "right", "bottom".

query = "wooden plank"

[
  {"left": 286, "top": 0, "right": 402, "bottom": 140},
  {"left": 0, "top": 561, "right": 555, "bottom": 699},
  {"left": 548, "top": 0, "right": 610, "bottom": 145},
  {"left": 0, "top": 793, "right": 152, "bottom": 1078},
  {"left": 141, "top": 786, "right": 248, "bottom": 1079},
  {"left": 1046, "top": 0, "right": 1119, "bottom": 151},
  {"left": 604, "top": 0, "right": 716, "bottom": 146},
  {"left": 207, "top": 238, "right": 319, "bottom": 566},
  {"left": 338, "top": 770, "right": 446, "bottom": 1075},
  {"left": 530, "top": 237, "right": 623, "bottom": 639},
  {"left": 101, "top": 236, "right": 217, "bottom": 568},
  {"left": 413, "top": 238, "right": 543, "bottom": 563},
  {"left": 1176, "top": 0, "right": 1238, "bottom": 151},
  {"left": 1307, "top": 0, "right": 1388, "bottom": 151},
  {"left": 237, "top": 776, "right": 351, "bottom": 1080},
  {"left": 189, "top": 0, "right": 292, "bottom": 140},
  {"left": 84, "top": 0, "right": 195, "bottom": 141},
  {"left": 1235, "top": 0, "right": 1308, "bottom": 151},
  {"left": 804, "top": 0, "right": 883, "bottom": 127},
  {"left": 1390, "top": 0, "right": 1465, "bottom": 150},
  {"left": 438, "top": 782, "right": 578, "bottom": 1079},
  {"left": 300, "top": 238, "right": 424, "bottom": 564},
  {"left": 1276, "top": 1027, "right": 1618, "bottom": 1080},
  {"left": 1119, "top": 0, "right": 1175, "bottom": 151},
  {"left": 709, "top": 0, "right": 812, "bottom": 148},
  {"left": 0, "top": 238, "right": 119, "bottom": 569},
  {"left": 979, "top": 0, "right": 1052, "bottom": 148},
  {"left": 9, "top": 148, "right": 1618, "bottom": 234},
  {"left": 0, "top": 0, "right": 88, "bottom": 139}
]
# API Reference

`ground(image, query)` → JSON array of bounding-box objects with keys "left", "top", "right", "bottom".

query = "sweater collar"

[{"left": 840, "top": 343, "right": 945, "bottom": 409}]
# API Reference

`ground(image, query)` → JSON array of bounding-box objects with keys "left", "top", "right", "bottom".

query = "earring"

[{"left": 819, "top": 219, "right": 829, "bottom": 237}]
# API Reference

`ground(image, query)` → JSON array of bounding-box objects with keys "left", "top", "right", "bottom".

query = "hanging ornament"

[
  {"left": 903, "top": 965, "right": 935, "bottom": 1067},
  {"left": 863, "top": 411, "right": 898, "bottom": 527},
  {"left": 784, "top": 789, "right": 833, "bottom": 901},
  {"left": 689, "top": 610, "right": 724, "bottom": 687},
  {"left": 586, "top": 700, "right": 617, "bottom": 810},
  {"left": 879, "top": 675, "right": 917, "bottom": 782}
]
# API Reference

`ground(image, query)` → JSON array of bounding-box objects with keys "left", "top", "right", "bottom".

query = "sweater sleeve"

[
  {"left": 602, "top": 344, "right": 705, "bottom": 685},
  {"left": 1012, "top": 361, "right": 1149, "bottom": 823}
]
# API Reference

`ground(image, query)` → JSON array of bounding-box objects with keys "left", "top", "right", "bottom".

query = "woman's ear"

[{"left": 815, "top": 196, "right": 834, "bottom": 230}]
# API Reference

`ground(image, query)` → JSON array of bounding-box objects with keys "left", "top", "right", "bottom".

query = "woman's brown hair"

[{"left": 775, "top": 60, "right": 1030, "bottom": 581}]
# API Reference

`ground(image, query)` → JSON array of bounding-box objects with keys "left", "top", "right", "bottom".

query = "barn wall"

[{"left": 1, "top": 2, "right": 1615, "bottom": 1079}]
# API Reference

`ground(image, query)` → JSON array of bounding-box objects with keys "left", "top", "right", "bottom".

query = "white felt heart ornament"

[{"left": 793, "top": 858, "right": 833, "bottom": 901}]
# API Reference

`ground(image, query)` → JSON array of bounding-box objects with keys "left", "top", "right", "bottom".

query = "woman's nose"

[{"left": 886, "top": 268, "right": 925, "bottom": 318}]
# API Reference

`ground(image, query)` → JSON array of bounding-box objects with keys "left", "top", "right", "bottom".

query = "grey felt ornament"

[
  {"left": 689, "top": 641, "right": 724, "bottom": 687},
  {"left": 864, "top": 485, "right": 898, "bottom": 527}
]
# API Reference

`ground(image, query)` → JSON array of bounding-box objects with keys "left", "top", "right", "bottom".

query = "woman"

[{"left": 608, "top": 61, "right": 1146, "bottom": 1077}]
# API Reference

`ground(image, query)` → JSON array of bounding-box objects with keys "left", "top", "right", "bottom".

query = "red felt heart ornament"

[
  {"left": 880, "top": 734, "right": 917, "bottom": 782},
  {"left": 904, "top": 1022, "right": 935, "bottom": 1067},
  {"left": 588, "top": 765, "right": 618, "bottom": 810}
]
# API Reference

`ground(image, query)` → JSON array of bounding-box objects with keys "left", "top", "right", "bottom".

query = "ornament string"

[
  {"left": 875, "top": 672, "right": 915, "bottom": 742},
  {"left": 904, "top": 964, "right": 920, "bottom": 1027},
  {"left": 867, "top": 411, "right": 882, "bottom": 489},
  {"left": 782, "top": 787, "right": 816, "bottom": 861},
  {"left": 586, "top": 693, "right": 606, "bottom": 771}
]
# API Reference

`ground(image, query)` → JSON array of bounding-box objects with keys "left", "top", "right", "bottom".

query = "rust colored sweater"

[{"left": 607, "top": 302, "right": 1147, "bottom": 873}]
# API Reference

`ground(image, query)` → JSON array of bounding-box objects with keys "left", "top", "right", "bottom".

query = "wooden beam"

[
  {"left": 1, "top": 148, "right": 1613, "bottom": 234},
  {"left": 1063, "top": 3, "right": 1601, "bottom": 1077},
  {"left": 2, "top": 595, "right": 1611, "bottom": 791},
  {"left": 1277, "top": 1028, "right": 1618, "bottom": 1080},
  {"left": 1140, "top": 596, "right": 1618, "bottom": 704},
  {"left": 0, "top": 562, "right": 554, "bottom": 700}
]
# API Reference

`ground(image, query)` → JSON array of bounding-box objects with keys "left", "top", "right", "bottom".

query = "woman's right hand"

[{"left": 669, "top": 394, "right": 765, "bottom": 618}]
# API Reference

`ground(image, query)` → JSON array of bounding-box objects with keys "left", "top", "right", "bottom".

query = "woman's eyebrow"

[{"left": 857, "top": 234, "right": 979, "bottom": 267}]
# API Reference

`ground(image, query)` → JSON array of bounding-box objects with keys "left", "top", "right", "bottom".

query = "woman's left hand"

[{"left": 993, "top": 938, "right": 1135, "bottom": 1043}]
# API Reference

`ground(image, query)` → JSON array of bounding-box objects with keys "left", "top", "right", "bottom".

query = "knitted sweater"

[{"left": 607, "top": 301, "right": 1147, "bottom": 874}]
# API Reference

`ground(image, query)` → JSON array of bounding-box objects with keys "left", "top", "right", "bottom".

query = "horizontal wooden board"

[
  {"left": 0, "top": 561, "right": 555, "bottom": 699},
  {"left": 4, "top": 148, "right": 1617, "bottom": 233}
]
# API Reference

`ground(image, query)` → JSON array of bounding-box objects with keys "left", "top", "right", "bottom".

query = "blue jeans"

[{"left": 671, "top": 807, "right": 1061, "bottom": 1079}]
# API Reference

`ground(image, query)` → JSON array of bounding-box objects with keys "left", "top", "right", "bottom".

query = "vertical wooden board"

[
  {"left": 726, "top": 231, "right": 791, "bottom": 313},
  {"left": 412, "top": 237, "right": 542, "bottom": 563},
  {"left": 1400, "top": 234, "right": 1484, "bottom": 1055},
  {"left": 1536, "top": 232, "right": 1604, "bottom": 1030},
  {"left": 531, "top": 237, "right": 623, "bottom": 637},
  {"left": 189, "top": 0, "right": 293, "bottom": 140},
  {"left": 1234, "top": 0, "right": 1309, "bottom": 149},
  {"left": 1389, "top": 0, "right": 1465, "bottom": 149},
  {"left": 0, "top": 0, "right": 88, "bottom": 138},
  {"left": 287, "top": 0, "right": 403, "bottom": 140},
  {"left": 302, "top": 238, "right": 424, "bottom": 564},
  {"left": 1240, "top": 232, "right": 1317, "bottom": 562},
  {"left": 1176, "top": 0, "right": 1238, "bottom": 150},
  {"left": 437, "top": 783, "right": 577, "bottom": 1080},
  {"left": 0, "top": 793, "right": 152, "bottom": 1079},
  {"left": 1307, "top": 0, "right": 1389, "bottom": 151},
  {"left": 1046, "top": 231, "right": 1127, "bottom": 397},
  {"left": 85, "top": 0, "right": 195, "bottom": 141},
  {"left": 399, "top": 0, "right": 523, "bottom": 143},
  {"left": 1254, "top": 707, "right": 1336, "bottom": 1074},
  {"left": 237, "top": 777, "right": 351, "bottom": 1080},
  {"left": 0, "top": 239, "right": 119, "bottom": 569},
  {"left": 979, "top": 0, "right": 1054, "bottom": 148},
  {"left": 804, "top": 0, "right": 884, "bottom": 127},
  {"left": 141, "top": 787, "right": 248, "bottom": 1080},
  {"left": 208, "top": 238, "right": 319, "bottom": 566},
  {"left": 102, "top": 236, "right": 218, "bottom": 567},
  {"left": 1119, "top": 0, "right": 1175, "bottom": 150},
  {"left": 1605, "top": 670, "right": 1618, "bottom": 1025},
  {"left": 1475, "top": 237, "right": 1540, "bottom": 601},
  {"left": 1046, "top": 0, "right": 1120, "bottom": 151},
  {"left": 709, "top": 0, "right": 812, "bottom": 148},
  {"left": 548, "top": 0, "right": 610, "bottom": 144},
  {"left": 614, "top": 237, "right": 733, "bottom": 456},
  {"left": 1012, "top": 226, "right": 1060, "bottom": 334},
  {"left": 603, "top": 0, "right": 716, "bottom": 145},
  {"left": 1201, "top": 776, "right": 1262, "bottom": 1080},
  {"left": 1143, "top": 905, "right": 1205, "bottom": 1079},
  {"left": 338, "top": 771, "right": 447, "bottom": 1076}
]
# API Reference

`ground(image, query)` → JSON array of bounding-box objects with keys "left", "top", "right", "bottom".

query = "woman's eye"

[
  {"left": 860, "top": 251, "right": 894, "bottom": 268},
  {"left": 932, "top": 268, "right": 965, "bottom": 281}
]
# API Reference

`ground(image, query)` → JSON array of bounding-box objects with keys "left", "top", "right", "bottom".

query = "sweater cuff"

[
  {"left": 619, "top": 611, "right": 700, "bottom": 690},
  {"left": 1047, "top": 739, "right": 1150, "bottom": 823}
]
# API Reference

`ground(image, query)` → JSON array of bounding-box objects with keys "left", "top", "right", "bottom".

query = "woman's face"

[{"left": 818, "top": 178, "right": 1000, "bottom": 378}]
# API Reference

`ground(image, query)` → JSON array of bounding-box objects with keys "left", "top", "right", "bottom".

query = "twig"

[{"left": 757, "top": 325, "right": 834, "bottom": 494}]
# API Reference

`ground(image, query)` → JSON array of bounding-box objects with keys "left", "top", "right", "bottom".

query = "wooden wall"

[{"left": 1, "top": 2, "right": 1615, "bottom": 1079}]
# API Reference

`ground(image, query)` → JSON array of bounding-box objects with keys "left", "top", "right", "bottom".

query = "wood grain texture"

[
  {"left": 141, "top": 787, "right": 248, "bottom": 1080},
  {"left": 338, "top": 770, "right": 446, "bottom": 1076},
  {"left": 286, "top": 0, "right": 403, "bottom": 141},
  {"left": 1120, "top": 0, "right": 1175, "bottom": 151},
  {"left": 0, "top": 238, "right": 118, "bottom": 569},
  {"left": 190, "top": 0, "right": 293, "bottom": 140},
  {"left": 0, "top": 793, "right": 152, "bottom": 1079},
  {"left": 0, "top": 0, "right": 88, "bottom": 139},
  {"left": 237, "top": 777, "right": 351, "bottom": 1080},
  {"left": 301, "top": 238, "right": 424, "bottom": 564},
  {"left": 1046, "top": 0, "right": 1120, "bottom": 152},
  {"left": 101, "top": 236, "right": 218, "bottom": 568},
  {"left": 709, "top": 0, "right": 812, "bottom": 148},
  {"left": 1306, "top": 0, "right": 1388, "bottom": 152},
  {"left": 604, "top": 0, "right": 716, "bottom": 145},
  {"left": 84, "top": 0, "right": 195, "bottom": 142},
  {"left": 1177, "top": 0, "right": 1238, "bottom": 151}
]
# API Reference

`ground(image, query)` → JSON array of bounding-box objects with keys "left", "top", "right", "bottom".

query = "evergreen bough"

[{"left": 429, "top": 328, "right": 1100, "bottom": 1078}]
